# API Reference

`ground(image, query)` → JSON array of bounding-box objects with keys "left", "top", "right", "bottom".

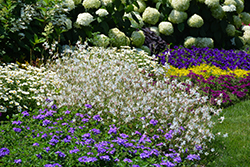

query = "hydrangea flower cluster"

[
  {"left": 184, "top": 36, "right": 214, "bottom": 48},
  {"left": 158, "top": 21, "right": 174, "bottom": 36},
  {"left": 101, "top": 0, "right": 114, "bottom": 6},
  {"left": 76, "top": 12, "right": 95, "bottom": 26},
  {"left": 210, "top": 5, "right": 225, "bottom": 19},
  {"left": 108, "top": 28, "right": 130, "bottom": 47},
  {"left": 142, "top": 7, "right": 160, "bottom": 25},
  {"left": 130, "top": 30, "right": 145, "bottom": 48},
  {"left": 187, "top": 14, "right": 204, "bottom": 28},
  {"left": 168, "top": 9, "right": 188, "bottom": 24},
  {"left": 239, "top": 12, "right": 250, "bottom": 25},
  {"left": 226, "top": 24, "right": 236, "bottom": 36},
  {"left": 205, "top": 0, "right": 220, "bottom": 8},
  {"left": 82, "top": 0, "right": 101, "bottom": 9},
  {"left": 170, "top": 0, "right": 191, "bottom": 11},
  {"left": 233, "top": 15, "right": 242, "bottom": 28},
  {"left": 242, "top": 26, "right": 250, "bottom": 44},
  {"left": 224, "top": 0, "right": 244, "bottom": 14},
  {"left": 92, "top": 34, "right": 110, "bottom": 48},
  {"left": 133, "top": 0, "right": 147, "bottom": 13},
  {"left": 222, "top": 4, "right": 236, "bottom": 12},
  {"left": 184, "top": 36, "right": 196, "bottom": 48},
  {"left": 95, "top": 8, "right": 109, "bottom": 17}
]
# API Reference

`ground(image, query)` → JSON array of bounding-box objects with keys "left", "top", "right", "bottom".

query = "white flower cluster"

[
  {"left": 233, "top": 15, "right": 242, "bottom": 28},
  {"left": 64, "top": 18, "right": 73, "bottom": 30},
  {"left": 243, "top": 29, "right": 250, "bottom": 44},
  {"left": 130, "top": 30, "right": 145, "bottom": 47},
  {"left": 76, "top": 12, "right": 95, "bottom": 26},
  {"left": 96, "top": 8, "right": 109, "bottom": 17},
  {"left": 133, "top": 0, "right": 147, "bottom": 13},
  {"left": 44, "top": 43, "right": 222, "bottom": 155},
  {"left": 158, "top": 21, "right": 174, "bottom": 36},
  {"left": 224, "top": 0, "right": 244, "bottom": 14},
  {"left": 101, "top": 0, "right": 113, "bottom": 6},
  {"left": 226, "top": 24, "right": 236, "bottom": 36},
  {"left": 92, "top": 34, "right": 110, "bottom": 48},
  {"left": 205, "top": 0, "right": 220, "bottom": 8},
  {"left": 82, "top": 0, "right": 101, "bottom": 9},
  {"left": 124, "top": 11, "right": 144, "bottom": 28},
  {"left": 210, "top": 5, "right": 225, "bottom": 19},
  {"left": 222, "top": 4, "right": 236, "bottom": 12},
  {"left": 168, "top": 9, "right": 188, "bottom": 24},
  {"left": 64, "top": 0, "right": 76, "bottom": 11},
  {"left": 150, "top": 26, "right": 160, "bottom": 36},
  {"left": 239, "top": 12, "right": 250, "bottom": 25},
  {"left": 170, "top": 0, "right": 191, "bottom": 11},
  {"left": 108, "top": 28, "right": 130, "bottom": 47},
  {"left": 51, "top": 13, "right": 69, "bottom": 29},
  {"left": 142, "top": 7, "right": 160, "bottom": 25},
  {"left": 187, "top": 14, "right": 204, "bottom": 28},
  {"left": 184, "top": 36, "right": 214, "bottom": 48}
]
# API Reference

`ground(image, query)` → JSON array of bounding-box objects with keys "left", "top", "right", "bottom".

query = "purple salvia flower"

[
  {"left": 69, "top": 148, "right": 80, "bottom": 154},
  {"left": 41, "top": 133, "right": 47, "bottom": 139},
  {"left": 91, "top": 128, "right": 101, "bottom": 135},
  {"left": 13, "top": 127, "right": 22, "bottom": 133},
  {"left": 42, "top": 119, "right": 52, "bottom": 126},
  {"left": 82, "top": 133, "right": 91, "bottom": 138},
  {"left": 81, "top": 118, "right": 89, "bottom": 123},
  {"left": 174, "top": 156, "right": 182, "bottom": 163},
  {"left": 14, "top": 159, "right": 22, "bottom": 164},
  {"left": 85, "top": 104, "right": 92, "bottom": 109},
  {"left": 87, "top": 152, "right": 94, "bottom": 155}
]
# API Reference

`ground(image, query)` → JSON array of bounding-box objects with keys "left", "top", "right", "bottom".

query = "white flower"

[
  {"left": 226, "top": 24, "right": 236, "bottom": 36},
  {"left": 196, "top": 37, "right": 214, "bottom": 48},
  {"left": 149, "top": 26, "right": 160, "bottom": 36},
  {"left": 64, "top": 0, "right": 75, "bottom": 11},
  {"left": 239, "top": 12, "right": 250, "bottom": 25},
  {"left": 170, "top": 0, "right": 191, "bottom": 11},
  {"left": 243, "top": 30, "right": 250, "bottom": 44},
  {"left": 184, "top": 36, "right": 196, "bottom": 48},
  {"left": 242, "top": 25, "right": 250, "bottom": 32},
  {"left": 158, "top": 21, "right": 174, "bottom": 36},
  {"left": 222, "top": 4, "right": 236, "bottom": 12},
  {"left": 223, "top": 133, "right": 228, "bottom": 137},
  {"left": 233, "top": 15, "right": 242, "bottom": 29},
  {"left": 76, "top": 13, "right": 95, "bottom": 26},
  {"left": 82, "top": 0, "right": 101, "bottom": 9},
  {"left": 65, "top": 18, "right": 72, "bottom": 30},
  {"left": 130, "top": 30, "right": 145, "bottom": 47},
  {"left": 92, "top": 34, "right": 110, "bottom": 48},
  {"left": 108, "top": 28, "right": 130, "bottom": 47},
  {"left": 168, "top": 9, "right": 188, "bottom": 24},
  {"left": 96, "top": 8, "right": 109, "bottom": 17},
  {"left": 133, "top": 0, "right": 147, "bottom": 13},
  {"left": 187, "top": 14, "right": 204, "bottom": 28},
  {"left": 210, "top": 5, "right": 225, "bottom": 19},
  {"left": 224, "top": 0, "right": 244, "bottom": 13},
  {"left": 142, "top": 7, "right": 160, "bottom": 25},
  {"left": 124, "top": 11, "right": 144, "bottom": 28},
  {"left": 205, "top": 0, "right": 220, "bottom": 8}
]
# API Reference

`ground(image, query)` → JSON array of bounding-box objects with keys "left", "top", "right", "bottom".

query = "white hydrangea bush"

[
  {"left": 187, "top": 14, "right": 204, "bottom": 28},
  {"left": 82, "top": 0, "right": 101, "bottom": 9},
  {"left": 158, "top": 21, "right": 174, "bottom": 36},
  {"left": 142, "top": 7, "right": 160, "bottom": 25},
  {"left": 168, "top": 9, "right": 188, "bottom": 24},
  {"left": 44, "top": 43, "right": 222, "bottom": 155},
  {"left": 76, "top": 12, "right": 95, "bottom": 26},
  {"left": 108, "top": 28, "right": 130, "bottom": 47},
  {"left": 226, "top": 24, "right": 236, "bottom": 36},
  {"left": 130, "top": 30, "right": 145, "bottom": 48},
  {"left": 170, "top": 0, "right": 191, "bottom": 11}
]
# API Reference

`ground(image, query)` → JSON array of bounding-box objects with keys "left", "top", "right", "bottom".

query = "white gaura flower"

[
  {"left": 158, "top": 21, "right": 174, "bottom": 36},
  {"left": 76, "top": 12, "right": 95, "bottom": 26},
  {"left": 142, "top": 7, "right": 160, "bottom": 25},
  {"left": 130, "top": 30, "right": 145, "bottom": 47},
  {"left": 239, "top": 12, "right": 250, "bottom": 25},
  {"left": 187, "top": 14, "right": 204, "bottom": 28},
  {"left": 184, "top": 36, "right": 196, "bottom": 48},
  {"left": 205, "top": 0, "right": 220, "bottom": 8},
  {"left": 82, "top": 0, "right": 101, "bottom": 9},
  {"left": 96, "top": 8, "right": 109, "bottom": 17},
  {"left": 222, "top": 4, "right": 236, "bottom": 12},
  {"left": 168, "top": 9, "right": 188, "bottom": 24},
  {"left": 170, "top": 0, "right": 191, "bottom": 11},
  {"left": 226, "top": 24, "right": 236, "bottom": 36},
  {"left": 210, "top": 5, "right": 225, "bottom": 19}
]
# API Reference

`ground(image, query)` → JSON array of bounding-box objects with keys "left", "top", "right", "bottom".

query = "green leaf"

[
  {"left": 156, "top": 2, "right": 161, "bottom": 10},
  {"left": 235, "top": 36, "right": 244, "bottom": 49},
  {"left": 125, "top": 4, "right": 134, "bottom": 13},
  {"left": 177, "top": 23, "right": 185, "bottom": 32},
  {"left": 100, "top": 22, "right": 109, "bottom": 34},
  {"left": 97, "top": 17, "right": 102, "bottom": 23},
  {"left": 131, "top": 11, "right": 139, "bottom": 25},
  {"left": 33, "top": 17, "right": 45, "bottom": 23}
]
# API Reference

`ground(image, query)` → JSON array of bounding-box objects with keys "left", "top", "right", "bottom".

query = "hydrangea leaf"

[{"left": 177, "top": 23, "right": 185, "bottom": 32}]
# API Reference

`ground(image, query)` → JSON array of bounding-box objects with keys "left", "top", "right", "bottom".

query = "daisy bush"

[
  {"left": 0, "top": 41, "right": 223, "bottom": 166},
  {"left": 0, "top": 62, "right": 59, "bottom": 119}
]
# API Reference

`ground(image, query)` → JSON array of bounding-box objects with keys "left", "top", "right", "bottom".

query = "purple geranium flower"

[
  {"left": 36, "top": 154, "right": 43, "bottom": 159},
  {"left": 91, "top": 128, "right": 101, "bottom": 135},
  {"left": 22, "top": 111, "right": 29, "bottom": 117},
  {"left": 44, "top": 147, "right": 50, "bottom": 153},
  {"left": 64, "top": 110, "right": 71, "bottom": 114},
  {"left": 12, "top": 120, "right": 22, "bottom": 126},
  {"left": 78, "top": 156, "right": 98, "bottom": 163},
  {"left": 69, "top": 148, "right": 80, "bottom": 154},
  {"left": 120, "top": 133, "right": 129, "bottom": 138}
]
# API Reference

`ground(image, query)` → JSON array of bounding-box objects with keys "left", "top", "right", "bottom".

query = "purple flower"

[
  {"left": 87, "top": 152, "right": 94, "bottom": 155},
  {"left": 108, "top": 124, "right": 117, "bottom": 135},
  {"left": 0, "top": 148, "right": 10, "bottom": 157},
  {"left": 91, "top": 128, "right": 101, "bottom": 135},
  {"left": 36, "top": 154, "right": 43, "bottom": 159},
  {"left": 186, "top": 154, "right": 201, "bottom": 161},
  {"left": 160, "top": 160, "right": 176, "bottom": 167},
  {"left": 81, "top": 118, "right": 89, "bottom": 123},
  {"left": 61, "top": 123, "right": 68, "bottom": 126},
  {"left": 42, "top": 119, "right": 52, "bottom": 126},
  {"left": 82, "top": 133, "right": 91, "bottom": 138},
  {"left": 51, "top": 104, "right": 57, "bottom": 109},
  {"left": 114, "top": 158, "right": 119, "bottom": 162},
  {"left": 44, "top": 147, "right": 50, "bottom": 153},
  {"left": 64, "top": 110, "right": 71, "bottom": 114},
  {"left": 69, "top": 148, "right": 80, "bottom": 154},
  {"left": 22, "top": 111, "right": 29, "bottom": 117},
  {"left": 149, "top": 119, "right": 158, "bottom": 126},
  {"left": 13, "top": 127, "right": 22, "bottom": 133},
  {"left": 55, "top": 151, "right": 66, "bottom": 158},
  {"left": 140, "top": 153, "right": 150, "bottom": 159},
  {"left": 134, "top": 131, "right": 141, "bottom": 136},
  {"left": 152, "top": 164, "right": 161, "bottom": 167},
  {"left": 123, "top": 158, "right": 133, "bottom": 163},
  {"left": 195, "top": 145, "right": 202, "bottom": 151},
  {"left": 120, "top": 133, "right": 129, "bottom": 138},
  {"left": 132, "top": 165, "right": 140, "bottom": 167},
  {"left": 93, "top": 115, "right": 101, "bottom": 121},
  {"left": 85, "top": 104, "right": 92, "bottom": 109},
  {"left": 41, "top": 133, "right": 48, "bottom": 139},
  {"left": 174, "top": 156, "right": 182, "bottom": 163},
  {"left": 33, "top": 143, "right": 39, "bottom": 146},
  {"left": 78, "top": 156, "right": 98, "bottom": 163},
  {"left": 100, "top": 155, "right": 110, "bottom": 161},
  {"left": 12, "top": 121, "right": 22, "bottom": 126},
  {"left": 14, "top": 159, "right": 22, "bottom": 164},
  {"left": 45, "top": 98, "right": 53, "bottom": 102}
]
